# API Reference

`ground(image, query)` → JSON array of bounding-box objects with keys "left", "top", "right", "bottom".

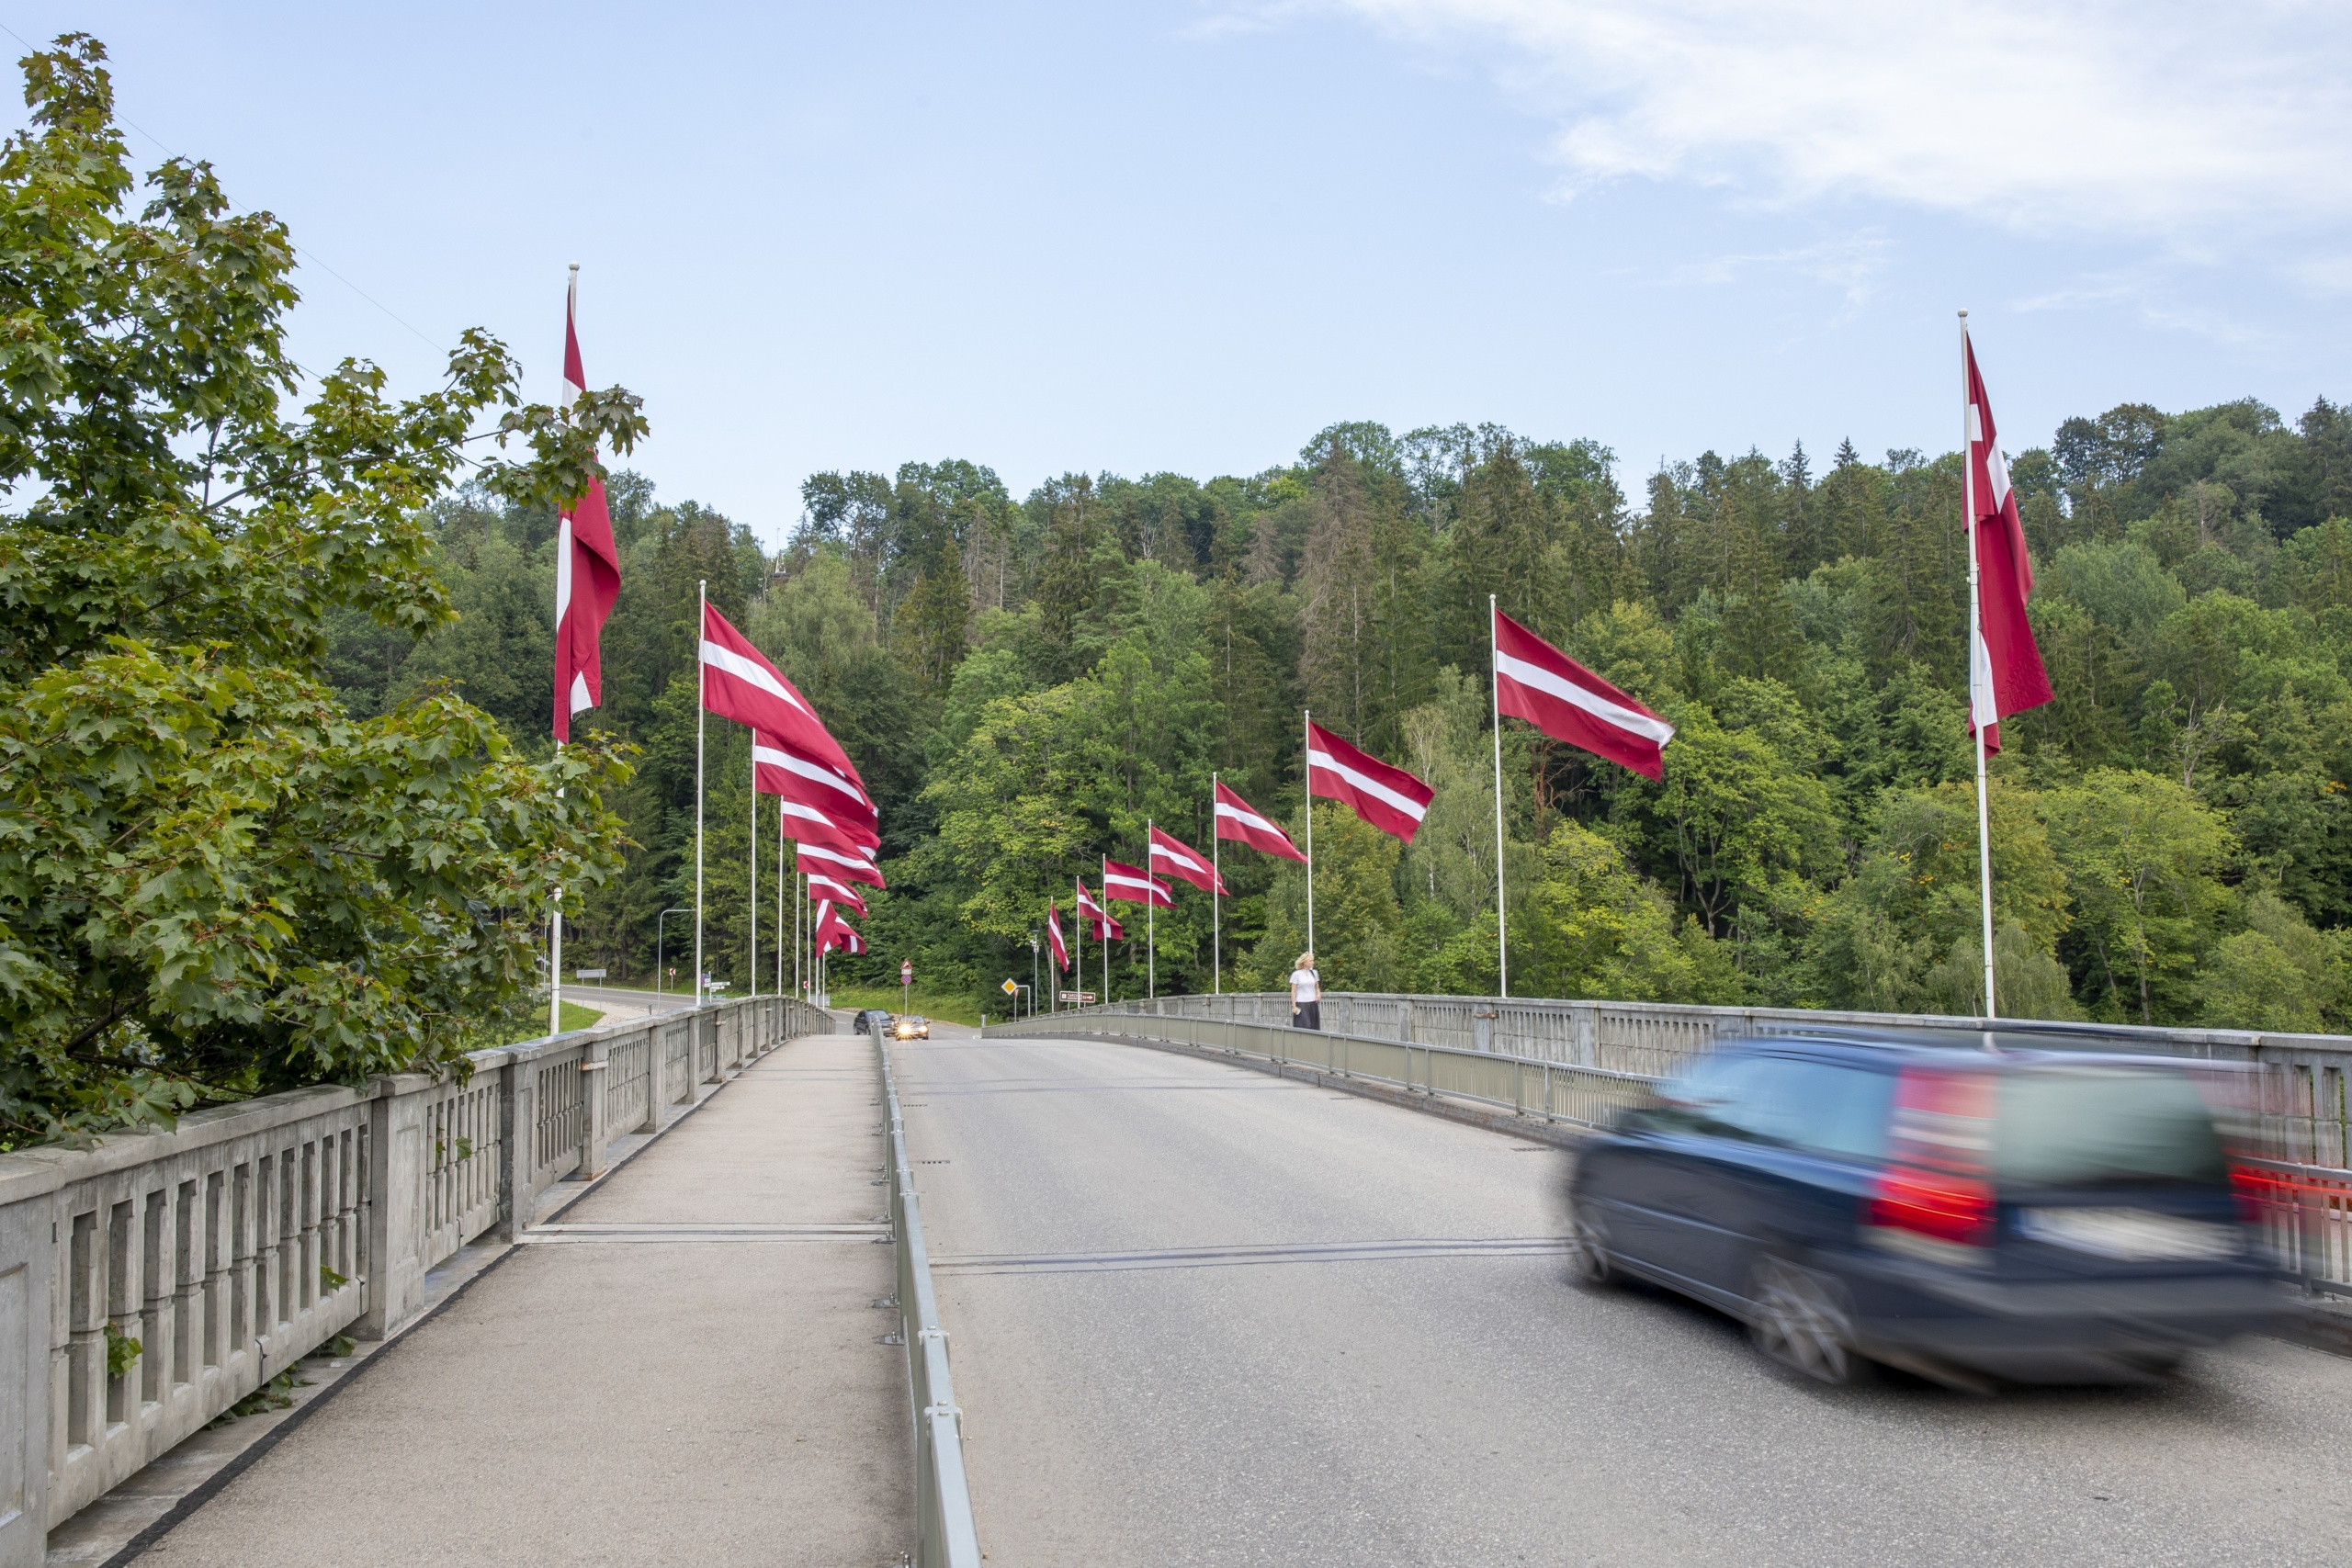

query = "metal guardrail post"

[{"left": 877, "top": 1038, "right": 984, "bottom": 1568}]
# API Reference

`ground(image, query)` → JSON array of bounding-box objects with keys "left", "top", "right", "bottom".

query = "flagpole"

[
  {"left": 1102, "top": 855, "right": 1110, "bottom": 1004},
  {"left": 1490, "top": 594, "right": 1509, "bottom": 1000},
  {"left": 1146, "top": 820, "right": 1156, "bottom": 1000},
  {"left": 1211, "top": 774, "right": 1221, "bottom": 997},
  {"left": 748, "top": 759, "right": 758, "bottom": 999},
  {"left": 1303, "top": 709, "right": 1316, "bottom": 956},
  {"left": 774, "top": 813, "right": 784, "bottom": 997},
  {"left": 1078, "top": 877, "right": 1087, "bottom": 1010},
  {"left": 691, "top": 581, "right": 700, "bottom": 1006},
  {"left": 1962, "top": 310, "right": 1999, "bottom": 1021}
]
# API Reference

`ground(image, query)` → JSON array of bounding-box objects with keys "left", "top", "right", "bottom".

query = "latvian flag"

[
  {"left": 1046, "top": 900, "right": 1069, "bottom": 971},
  {"left": 1213, "top": 781, "right": 1305, "bottom": 863},
  {"left": 1148, "top": 825, "right": 1225, "bottom": 895},
  {"left": 755, "top": 732, "right": 877, "bottom": 836},
  {"left": 1964, "top": 333, "right": 2055, "bottom": 753},
  {"left": 1076, "top": 878, "right": 1124, "bottom": 941},
  {"left": 1306, "top": 721, "right": 1432, "bottom": 843},
  {"left": 777, "top": 796, "right": 878, "bottom": 856},
  {"left": 551, "top": 274, "right": 620, "bottom": 743},
  {"left": 814, "top": 900, "right": 864, "bottom": 954},
  {"left": 807, "top": 873, "right": 868, "bottom": 917},
  {"left": 797, "top": 840, "right": 885, "bottom": 891},
  {"left": 701, "top": 604, "right": 864, "bottom": 789},
  {"left": 1493, "top": 608, "right": 1676, "bottom": 781},
  {"left": 1103, "top": 858, "right": 1173, "bottom": 908}
]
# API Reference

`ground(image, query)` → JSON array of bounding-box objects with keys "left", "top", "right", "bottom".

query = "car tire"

[
  {"left": 1564, "top": 1197, "right": 1616, "bottom": 1288},
  {"left": 1749, "top": 1255, "right": 1866, "bottom": 1386}
]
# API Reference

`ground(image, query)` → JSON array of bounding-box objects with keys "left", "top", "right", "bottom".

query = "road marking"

[
  {"left": 931, "top": 1236, "right": 1571, "bottom": 1275},
  {"left": 517, "top": 1222, "right": 890, "bottom": 1245}
]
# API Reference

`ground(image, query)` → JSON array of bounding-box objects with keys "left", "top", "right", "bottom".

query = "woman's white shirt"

[{"left": 1289, "top": 968, "right": 1320, "bottom": 1002}]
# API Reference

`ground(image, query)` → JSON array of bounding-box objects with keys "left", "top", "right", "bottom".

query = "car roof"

[{"left": 1717, "top": 1027, "right": 2231, "bottom": 1073}]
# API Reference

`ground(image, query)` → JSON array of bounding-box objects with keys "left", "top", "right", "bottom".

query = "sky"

[{"left": 12, "top": 2, "right": 2352, "bottom": 543}]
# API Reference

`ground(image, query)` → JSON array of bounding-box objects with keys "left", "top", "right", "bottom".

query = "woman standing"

[{"left": 1288, "top": 952, "right": 1321, "bottom": 1032}]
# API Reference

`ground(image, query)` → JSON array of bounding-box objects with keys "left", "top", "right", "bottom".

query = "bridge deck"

[
  {"left": 910, "top": 1028, "right": 2352, "bottom": 1567},
  {"left": 130, "top": 1030, "right": 907, "bottom": 1568}
]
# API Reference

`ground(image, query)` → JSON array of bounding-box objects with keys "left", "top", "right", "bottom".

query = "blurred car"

[
  {"left": 1565, "top": 1031, "right": 2290, "bottom": 1388},
  {"left": 853, "top": 1009, "right": 894, "bottom": 1037},
  {"left": 894, "top": 1015, "right": 930, "bottom": 1040}
]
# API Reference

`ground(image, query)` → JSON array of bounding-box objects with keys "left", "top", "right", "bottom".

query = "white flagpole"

[
  {"left": 1078, "top": 877, "right": 1087, "bottom": 1010},
  {"left": 548, "top": 263, "right": 580, "bottom": 1041},
  {"left": 748, "top": 760, "right": 757, "bottom": 999},
  {"left": 1102, "top": 855, "right": 1111, "bottom": 1004},
  {"left": 1962, "top": 310, "right": 1999, "bottom": 1021},
  {"left": 1211, "top": 774, "right": 1221, "bottom": 998},
  {"left": 1491, "top": 594, "right": 1509, "bottom": 999},
  {"left": 794, "top": 871, "right": 803, "bottom": 998},
  {"left": 694, "top": 579, "right": 707, "bottom": 1008},
  {"left": 775, "top": 822, "right": 784, "bottom": 996},
  {"left": 1303, "top": 709, "right": 1316, "bottom": 956},
  {"left": 1146, "top": 819, "right": 1155, "bottom": 1000}
]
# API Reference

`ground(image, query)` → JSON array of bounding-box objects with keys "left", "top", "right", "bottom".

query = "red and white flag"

[
  {"left": 1046, "top": 900, "right": 1069, "bottom": 971},
  {"left": 1103, "top": 857, "right": 1173, "bottom": 908},
  {"left": 796, "top": 840, "right": 885, "bottom": 891},
  {"left": 1148, "top": 825, "right": 1226, "bottom": 895},
  {"left": 807, "top": 873, "right": 868, "bottom": 916},
  {"left": 1493, "top": 607, "right": 1675, "bottom": 782},
  {"left": 1306, "top": 721, "right": 1433, "bottom": 843},
  {"left": 777, "top": 796, "right": 879, "bottom": 855},
  {"left": 1213, "top": 781, "right": 1306, "bottom": 863},
  {"left": 753, "top": 732, "right": 878, "bottom": 833},
  {"left": 813, "top": 900, "right": 864, "bottom": 954},
  {"left": 701, "top": 604, "right": 865, "bottom": 788},
  {"left": 1076, "top": 878, "right": 1124, "bottom": 940},
  {"left": 552, "top": 274, "right": 621, "bottom": 742},
  {"left": 1965, "top": 334, "right": 2054, "bottom": 754}
]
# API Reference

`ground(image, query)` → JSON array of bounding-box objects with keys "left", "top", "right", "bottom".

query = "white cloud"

[
  {"left": 1662, "top": 231, "right": 1890, "bottom": 306},
  {"left": 1300, "top": 0, "right": 2352, "bottom": 240}
]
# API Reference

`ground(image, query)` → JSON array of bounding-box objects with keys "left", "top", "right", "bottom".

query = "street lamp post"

[
  {"left": 655, "top": 907, "right": 688, "bottom": 995},
  {"left": 1030, "top": 935, "right": 1040, "bottom": 1021}
]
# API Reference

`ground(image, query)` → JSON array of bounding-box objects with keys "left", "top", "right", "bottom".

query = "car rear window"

[{"left": 1994, "top": 1067, "right": 2228, "bottom": 1188}]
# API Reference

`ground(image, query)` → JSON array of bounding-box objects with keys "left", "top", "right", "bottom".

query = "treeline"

[{"left": 329, "top": 395, "right": 2352, "bottom": 1032}]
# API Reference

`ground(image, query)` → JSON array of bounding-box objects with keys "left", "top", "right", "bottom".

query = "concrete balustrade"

[{"left": 0, "top": 994, "right": 831, "bottom": 1567}]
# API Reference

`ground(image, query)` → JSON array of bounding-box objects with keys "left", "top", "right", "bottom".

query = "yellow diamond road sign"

[{"left": 1001, "top": 977, "right": 1018, "bottom": 995}]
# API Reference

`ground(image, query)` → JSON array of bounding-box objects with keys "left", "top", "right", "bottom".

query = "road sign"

[
  {"left": 574, "top": 968, "right": 606, "bottom": 980},
  {"left": 1060, "top": 991, "right": 1095, "bottom": 1004},
  {"left": 901, "top": 961, "right": 914, "bottom": 984},
  {"left": 1001, "top": 977, "right": 1017, "bottom": 995}
]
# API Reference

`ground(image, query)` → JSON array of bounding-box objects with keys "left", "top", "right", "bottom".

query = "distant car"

[
  {"left": 853, "top": 1009, "right": 894, "bottom": 1037},
  {"left": 894, "top": 1015, "right": 930, "bottom": 1040},
  {"left": 1566, "top": 1031, "right": 2290, "bottom": 1388}
]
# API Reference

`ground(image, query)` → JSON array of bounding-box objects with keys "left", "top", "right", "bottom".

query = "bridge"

[{"left": 6, "top": 992, "right": 2352, "bottom": 1564}]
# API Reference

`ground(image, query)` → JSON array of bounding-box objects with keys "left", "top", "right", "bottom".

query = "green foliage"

[
  {"left": 0, "top": 36, "right": 631, "bottom": 1146},
  {"left": 104, "top": 1323, "right": 139, "bottom": 1379}
]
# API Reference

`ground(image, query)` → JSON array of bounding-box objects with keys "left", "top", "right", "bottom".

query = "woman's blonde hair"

[{"left": 1295, "top": 952, "right": 1315, "bottom": 968}]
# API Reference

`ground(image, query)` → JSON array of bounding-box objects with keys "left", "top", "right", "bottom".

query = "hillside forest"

[{"left": 326, "top": 399, "right": 2352, "bottom": 1032}]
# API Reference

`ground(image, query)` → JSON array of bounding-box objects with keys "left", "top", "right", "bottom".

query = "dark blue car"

[{"left": 1565, "top": 1032, "right": 2290, "bottom": 1387}]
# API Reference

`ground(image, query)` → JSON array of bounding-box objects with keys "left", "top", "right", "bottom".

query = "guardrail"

[
  {"left": 0, "top": 993, "right": 833, "bottom": 1567},
  {"left": 991, "top": 993, "right": 2352, "bottom": 1300},
  {"left": 878, "top": 1039, "right": 982, "bottom": 1568}
]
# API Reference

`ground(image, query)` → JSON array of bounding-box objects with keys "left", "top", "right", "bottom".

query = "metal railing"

[
  {"left": 878, "top": 1040, "right": 982, "bottom": 1568},
  {"left": 0, "top": 993, "right": 834, "bottom": 1565},
  {"left": 990, "top": 992, "right": 2352, "bottom": 1298}
]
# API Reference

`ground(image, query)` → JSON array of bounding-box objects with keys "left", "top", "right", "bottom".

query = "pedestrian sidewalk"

[{"left": 127, "top": 1030, "right": 908, "bottom": 1568}]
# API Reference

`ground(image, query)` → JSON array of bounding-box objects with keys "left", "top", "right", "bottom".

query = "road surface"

[{"left": 899, "top": 1027, "right": 2352, "bottom": 1567}]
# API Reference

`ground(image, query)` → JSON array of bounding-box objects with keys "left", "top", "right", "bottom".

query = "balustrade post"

[
  {"left": 0, "top": 1182, "right": 51, "bottom": 1564},
  {"left": 495, "top": 1054, "right": 528, "bottom": 1243},
  {"left": 579, "top": 1037, "right": 610, "bottom": 1180},
  {"left": 358, "top": 1077, "right": 431, "bottom": 1340}
]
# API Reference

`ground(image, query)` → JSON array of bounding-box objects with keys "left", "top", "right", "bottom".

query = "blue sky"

[{"left": 15, "top": 2, "right": 2352, "bottom": 541}]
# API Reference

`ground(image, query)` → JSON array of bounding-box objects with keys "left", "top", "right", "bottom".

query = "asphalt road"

[
  {"left": 560, "top": 981, "right": 700, "bottom": 1017},
  {"left": 898, "top": 1029, "right": 2352, "bottom": 1567}
]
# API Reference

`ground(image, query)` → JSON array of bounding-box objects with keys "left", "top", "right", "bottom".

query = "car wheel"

[
  {"left": 1750, "top": 1256, "right": 1864, "bottom": 1385},
  {"left": 1564, "top": 1198, "right": 1616, "bottom": 1288}
]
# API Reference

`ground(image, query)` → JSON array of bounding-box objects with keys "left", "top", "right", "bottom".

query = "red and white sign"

[
  {"left": 1212, "top": 781, "right": 1305, "bottom": 863},
  {"left": 795, "top": 840, "right": 885, "bottom": 890},
  {"left": 1148, "top": 825, "right": 1226, "bottom": 895},
  {"left": 552, "top": 275, "right": 621, "bottom": 743},
  {"left": 1306, "top": 721, "right": 1433, "bottom": 843},
  {"left": 1965, "top": 334, "right": 2055, "bottom": 754},
  {"left": 900, "top": 960, "right": 914, "bottom": 984},
  {"left": 1493, "top": 607, "right": 1675, "bottom": 782},
  {"left": 1103, "top": 857, "right": 1173, "bottom": 908},
  {"left": 700, "top": 603, "right": 864, "bottom": 788}
]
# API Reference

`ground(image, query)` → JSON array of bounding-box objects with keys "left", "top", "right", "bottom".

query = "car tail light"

[{"left": 1864, "top": 1066, "right": 1996, "bottom": 1264}]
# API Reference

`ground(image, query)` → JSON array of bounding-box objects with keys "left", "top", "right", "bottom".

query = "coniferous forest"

[{"left": 328, "top": 401, "right": 2352, "bottom": 1032}]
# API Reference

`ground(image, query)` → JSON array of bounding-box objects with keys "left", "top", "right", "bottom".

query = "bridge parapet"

[
  {"left": 0, "top": 994, "right": 832, "bottom": 1566},
  {"left": 999, "top": 993, "right": 2352, "bottom": 1301}
]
